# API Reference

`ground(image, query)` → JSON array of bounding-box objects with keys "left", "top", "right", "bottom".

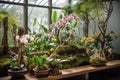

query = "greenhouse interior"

[{"left": 0, "top": 0, "right": 120, "bottom": 80}]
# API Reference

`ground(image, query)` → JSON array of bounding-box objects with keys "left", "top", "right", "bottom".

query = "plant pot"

[
  {"left": 8, "top": 68, "right": 27, "bottom": 79},
  {"left": 50, "top": 68, "right": 61, "bottom": 76},
  {"left": 33, "top": 68, "right": 50, "bottom": 77}
]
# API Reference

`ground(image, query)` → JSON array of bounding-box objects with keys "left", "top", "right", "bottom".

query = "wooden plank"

[
  {"left": 25, "top": 60, "right": 120, "bottom": 80},
  {"left": 1, "top": 60, "right": 120, "bottom": 80}
]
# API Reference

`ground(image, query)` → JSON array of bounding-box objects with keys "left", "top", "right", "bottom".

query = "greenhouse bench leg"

[{"left": 85, "top": 73, "right": 89, "bottom": 80}]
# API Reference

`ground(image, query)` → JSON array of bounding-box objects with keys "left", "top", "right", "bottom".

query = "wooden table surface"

[{"left": 1, "top": 60, "right": 120, "bottom": 80}]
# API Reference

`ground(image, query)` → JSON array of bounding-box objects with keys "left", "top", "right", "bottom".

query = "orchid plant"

[
  {"left": 16, "top": 34, "right": 34, "bottom": 45},
  {"left": 49, "top": 12, "right": 80, "bottom": 45},
  {"left": 10, "top": 27, "right": 34, "bottom": 70}
]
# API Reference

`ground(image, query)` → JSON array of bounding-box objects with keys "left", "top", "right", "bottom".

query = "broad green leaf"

[
  {"left": 42, "top": 54, "right": 48, "bottom": 60},
  {"left": 27, "top": 27, "right": 31, "bottom": 33},
  {"left": 33, "top": 18, "right": 37, "bottom": 26},
  {"left": 40, "top": 24, "right": 48, "bottom": 33},
  {"left": 51, "top": 10, "right": 58, "bottom": 23},
  {"left": 72, "top": 21, "right": 78, "bottom": 28},
  {"left": 59, "top": 14, "right": 63, "bottom": 19}
]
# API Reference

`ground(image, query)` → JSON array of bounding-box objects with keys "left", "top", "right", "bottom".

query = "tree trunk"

[
  {"left": 83, "top": 13, "right": 89, "bottom": 37},
  {"left": 1, "top": 17, "right": 8, "bottom": 56},
  {"left": 13, "top": 24, "right": 17, "bottom": 46}
]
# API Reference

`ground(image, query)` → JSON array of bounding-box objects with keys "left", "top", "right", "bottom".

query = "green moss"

[
  {"left": 59, "top": 54, "right": 89, "bottom": 69},
  {"left": 0, "top": 57, "right": 11, "bottom": 71}
]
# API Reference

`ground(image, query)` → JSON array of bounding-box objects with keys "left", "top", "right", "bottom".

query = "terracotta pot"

[{"left": 33, "top": 68, "right": 50, "bottom": 77}]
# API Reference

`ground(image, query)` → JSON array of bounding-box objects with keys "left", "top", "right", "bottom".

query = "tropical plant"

[
  {"left": 90, "top": 55, "right": 107, "bottom": 66},
  {"left": 49, "top": 58, "right": 61, "bottom": 69},
  {"left": 24, "top": 17, "right": 56, "bottom": 55},
  {"left": 49, "top": 10, "right": 80, "bottom": 45},
  {"left": 72, "top": 0, "right": 104, "bottom": 37},
  {"left": 33, "top": 54, "right": 49, "bottom": 70},
  {"left": 72, "top": 0, "right": 114, "bottom": 62},
  {"left": 0, "top": 10, "right": 19, "bottom": 56},
  {"left": 9, "top": 55, "right": 24, "bottom": 71},
  {"left": 0, "top": 10, "right": 9, "bottom": 56}
]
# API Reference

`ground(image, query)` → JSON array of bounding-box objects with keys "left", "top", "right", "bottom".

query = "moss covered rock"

[{"left": 0, "top": 56, "right": 11, "bottom": 76}]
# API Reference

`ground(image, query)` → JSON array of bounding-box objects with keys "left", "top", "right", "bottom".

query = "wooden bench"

[
  {"left": 1, "top": 60, "right": 120, "bottom": 80},
  {"left": 25, "top": 60, "right": 120, "bottom": 80}
]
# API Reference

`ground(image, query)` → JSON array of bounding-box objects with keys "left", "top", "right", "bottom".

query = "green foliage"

[
  {"left": 40, "top": 24, "right": 48, "bottom": 33},
  {"left": 9, "top": 59, "right": 18, "bottom": 68},
  {"left": 0, "top": 10, "right": 8, "bottom": 15},
  {"left": 33, "top": 54, "right": 49, "bottom": 70},
  {"left": 59, "top": 54, "right": 89, "bottom": 69},
  {"left": 0, "top": 10, "right": 8, "bottom": 23},
  {"left": 72, "top": 21, "right": 78, "bottom": 28},
  {"left": 24, "top": 34, "right": 55, "bottom": 54},
  {"left": 8, "top": 14, "right": 19, "bottom": 27},
  {"left": 90, "top": 56, "right": 107, "bottom": 64},
  {"left": 0, "top": 10, "right": 19, "bottom": 26},
  {"left": 33, "top": 18, "right": 37, "bottom": 26},
  {"left": 0, "top": 57, "right": 10, "bottom": 72},
  {"left": 0, "top": 10, "right": 19, "bottom": 45},
  {"left": 51, "top": 10, "right": 58, "bottom": 23},
  {"left": 62, "top": 5, "right": 73, "bottom": 15},
  {"left": 0, "top": 57, "right": 10, "bottom": 67},
  {"left": 33, "top": 18, "right": 48, "bottom": 33},
  {"left": 72, "top": 0, "right": 104, "bottom": 18},
  {"left": 49, "top": 59, "right": 61, "bottom": 68}
]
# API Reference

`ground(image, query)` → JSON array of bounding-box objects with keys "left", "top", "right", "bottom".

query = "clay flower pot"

[{"left": 33, "top": 67, "right": 50, "bottom": 77}]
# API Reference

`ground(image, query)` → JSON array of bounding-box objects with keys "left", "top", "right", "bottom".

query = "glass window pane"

[
  {"left": 0, "top": 4, "right": 24, "bottom": 45},
  {"left": 0, "top": 0, "right": 23, "bottom": 3},
  {"left": 28, "top": 7, "right": 48, "bottom": 33},
  {"left": 71, "top": 0, "right": 79, "bottom": 5},
  {"left": 52, "top": 0, "right": 69, "bottom": 7},
  {"left": 28, "top": 0, "right": 48, "bottom": 6}
]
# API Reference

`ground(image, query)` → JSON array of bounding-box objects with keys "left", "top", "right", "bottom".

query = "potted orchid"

[
  {"left": 48, "top": 11, "right": 89, "bottom": 69},
  {"left": 32, "top": 54, "right": 50, "bottom": 77},
  {"left": 49, "top": 13, "right": 80, "bottom": 45},
  {"left": 49, "top": 11, "right": 82, "bottom": 58},
  {"left": 8, "top": 27, "right": 34, "bottom": 79}
]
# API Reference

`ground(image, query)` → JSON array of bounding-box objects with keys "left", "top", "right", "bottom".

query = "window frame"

[{"left": 0, "top": 0, "right": 70, "bottom": 33}]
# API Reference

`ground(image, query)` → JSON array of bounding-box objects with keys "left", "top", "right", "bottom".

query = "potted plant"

[
  {"left": 89, "top": 50, "right": 107, "bottom": 67},
  {"left": 49, "top": 58, "right": 62, "bottom": 76},
  {"left": 33, "top": 54, "right": 50, "bottom": 77},
  {"left": 8, "top": 54, "right": 27, "bottom": 79},
  {"left": 8, "top": 27, "right": 34, "bottom": 79},
  {"left": 81, "top": 31, "right": 118, "bottom": 66}
]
